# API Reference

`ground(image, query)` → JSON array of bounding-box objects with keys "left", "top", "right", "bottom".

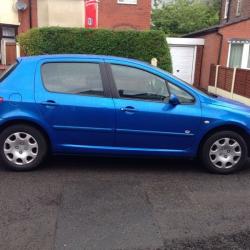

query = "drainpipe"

[
  {"left": 227, "top": 0, "right": 232, "bottom": 23},
  {"left": 29, "top": 0, "right": 32, "bottom": 28},
  {"left": 217, "top": 32, "right": 223, "bottom": 65}
]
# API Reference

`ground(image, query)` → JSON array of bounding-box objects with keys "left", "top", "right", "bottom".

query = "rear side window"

[
  {"left": 41, "top": 63, "right": 104, "bottom": 96},
  {"left": 0, "top": 62, "right": 18, "bottom": 82}
]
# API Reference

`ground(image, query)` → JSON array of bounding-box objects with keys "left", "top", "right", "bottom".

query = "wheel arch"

[
  {"left": 0, "top": 119, "right": 52, "bottom": 153},
  {"left": 198, "top": 124, "right": 250, "bottom": 157}
]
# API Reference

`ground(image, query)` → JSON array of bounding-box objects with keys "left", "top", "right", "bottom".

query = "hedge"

[{"left": 18, "top": 27, "right": 172, "bottom": 72}]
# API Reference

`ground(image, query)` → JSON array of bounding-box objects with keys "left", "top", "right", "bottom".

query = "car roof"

[{"left": 18, "top": 54, "right": 151, "bottom": 66}]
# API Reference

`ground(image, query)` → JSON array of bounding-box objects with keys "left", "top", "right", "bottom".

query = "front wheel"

[
  {"left": 201, "top": 131, "right": 248, "bottom": 174},
  {"left": 0, "top": 124, "right": 47, "bottom": 171}
]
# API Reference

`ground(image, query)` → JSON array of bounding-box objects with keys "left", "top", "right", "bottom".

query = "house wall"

[
  {"left": 194, "top": 32, "right": 221, "bottom": 89},
  {"left": 0, "top": 0, "right": 19, "bottom": 25},
  {"left": 218, "top": 19, "right": 250, "bottom": 66},
  {"left": 18, "top": 0, "right": 38, "bottom": 34},
  {"left": 190, "top": 19, "right": 250, "bottom": 89},
  {"left": 98, "top": 0, "right": 151, "bottom": 30},
  {"left": 221, "top": 0, "right": 250, "bottom": 24},
  {"left": 37, "top": 0, "right": 85, "bottom": 28}
]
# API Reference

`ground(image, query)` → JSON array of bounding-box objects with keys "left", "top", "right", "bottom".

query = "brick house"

[
  {"left": 0, "top": 0, "right": 151, "bottom": 68},
  {"left": 98, "top": 0, "right": 151, "bottom": 30},
  {"left": 184, "top": 0, "right": 250, "bottom": 89}
]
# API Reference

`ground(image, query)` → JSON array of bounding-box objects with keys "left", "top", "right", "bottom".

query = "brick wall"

[
  {"left": 221, "top": 0, "right": 250, "bottom": 24},
  {"left": 193, "top": 45, "right": 203, "bottom": 87},
  {"left": 194, "top": 32, "right": 221, "bottom": 89},
  {"left": 98, "top": 0, "right": 151, "bottom": 30},
  {"left": 18, "top": 0, "right": 38, "bottom": 34},
  {"left": 218, "top": 19, "right": 250, "bottom": 66}
]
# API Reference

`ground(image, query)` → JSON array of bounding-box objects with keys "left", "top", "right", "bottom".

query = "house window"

[
  {"left": 224, "top": 0, "right": 229, "bottom": 19},
  {"left": 117, "top": 0, "right": 137, "bottom": 4},
  {"left": 229, "top": 44, "right": 243, "bottom": 68},
  {"left": 228, "top": 41, "right": 250, "bottom": 69},
  {"left": 236, "top": 0, "right": 242, "bottom": 16},
  {"left": 247, "top": 50, "right": 250, "bottom": 69}
]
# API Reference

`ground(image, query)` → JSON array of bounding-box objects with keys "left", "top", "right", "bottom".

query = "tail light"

[{"left": 0, "top": 97, "right": 4, "bottom": 103}]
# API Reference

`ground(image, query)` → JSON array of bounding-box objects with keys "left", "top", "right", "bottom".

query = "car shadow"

[{"left": 1, "top": 155, "right": 249, "bottom": 174}]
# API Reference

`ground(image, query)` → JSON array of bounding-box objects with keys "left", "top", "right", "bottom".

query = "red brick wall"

[
  {"left": 218, "top": 19, "right": 250, "bottom": 66},
  {"left": 98, "top": 0, "right": 151, "bottom": 30},
  {"left": 221, "top": 0, "right": 250, "bottom": 24},
  {"left": 191, "top": 19, "right": 250, "bottom": 89},
  {"left": 193, "top": 45, "right": 203, "bottom": 87},
  {"left": 193, "top": 32, "right": 221, "bottom": 89},
  {"left": 18, "top": 0, "right": 38, "bottom": 34}
]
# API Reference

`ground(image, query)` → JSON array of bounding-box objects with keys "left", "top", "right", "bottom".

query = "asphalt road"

[{"left": 1, "top": 156, "right": 250, "bottom": 250}]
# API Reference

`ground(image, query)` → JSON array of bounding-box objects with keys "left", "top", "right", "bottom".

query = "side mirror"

[{"left": 169, "top": 94, "right": 180, "bottom": 106}]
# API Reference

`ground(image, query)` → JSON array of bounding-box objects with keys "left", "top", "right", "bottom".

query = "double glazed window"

[
  {"left": 228, "top": 42, "right": 250, "bottom": 69},
  {"left": 111, "top": 64, "right": 194, "bottom": 104},
  {"left": 42, "top": 63, "right": 104, "bottom": 96}
]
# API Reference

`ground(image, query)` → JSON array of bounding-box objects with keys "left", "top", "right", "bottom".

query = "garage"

[{"left": 167, "top": 37, "right": 204, "bottom": 85}]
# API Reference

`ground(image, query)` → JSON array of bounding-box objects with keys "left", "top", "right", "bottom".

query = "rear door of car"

[{"left": 34, "top": 58, "right": 115, "bottom": 152}]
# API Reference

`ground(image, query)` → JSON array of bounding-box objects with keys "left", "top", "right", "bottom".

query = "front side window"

[
  {"left": 229, "top": 44, "right": 243, "bottom": 68},
  {"left": 42, "top": 63, "right": 104, "bottom": 96},
  {"left": 168, "top": 82, "right": 195, "bottom": 104},
  {"left": 111, "top": 64, "right": 169, "bottom": 101}
]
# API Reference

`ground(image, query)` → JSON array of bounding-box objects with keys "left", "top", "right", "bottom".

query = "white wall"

[
  {"left": 0, "top": 0, "right": 19, "bottom": 25},
  {"left": 37, "top": 0, "right": 85, "bottom": 27}
]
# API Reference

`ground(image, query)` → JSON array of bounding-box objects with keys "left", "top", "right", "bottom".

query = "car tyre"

[
  {"left": 201, "top": 131, "right": 248, "bottom": 174},
  {"left": 0, "top": 124, "right": 47, "bottom": 171}
]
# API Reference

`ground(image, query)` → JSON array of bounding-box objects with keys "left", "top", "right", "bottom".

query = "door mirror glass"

[{"left": 169, "top": 94, "right": 180, "bottom": 106}]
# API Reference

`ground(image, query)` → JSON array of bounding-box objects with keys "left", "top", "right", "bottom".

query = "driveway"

[{"left": 1, "top": 156, "right": 250, "bottom": 250}]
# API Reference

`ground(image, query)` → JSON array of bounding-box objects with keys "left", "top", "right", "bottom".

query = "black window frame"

[
  {"left": 106, "top": 63, "right": 196, "bottom": 105},
  {"left": 0, "top": 60, "right": 19, "bottom": 82},
  {"left": 40, "top": 62, "right": 112, "bottom": 98}
]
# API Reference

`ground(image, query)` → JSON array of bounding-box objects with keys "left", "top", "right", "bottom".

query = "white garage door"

[{"left": 170, "top": 46, "right": 196, "bottom": 85}]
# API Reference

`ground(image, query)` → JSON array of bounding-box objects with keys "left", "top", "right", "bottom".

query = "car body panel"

[{"left": 0, "top": 54, "right": 249, "bottom": 158}]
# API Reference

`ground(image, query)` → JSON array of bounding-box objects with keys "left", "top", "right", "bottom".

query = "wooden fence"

[{"left": 209, "top": 64, "right": 250, "bottom": 105}]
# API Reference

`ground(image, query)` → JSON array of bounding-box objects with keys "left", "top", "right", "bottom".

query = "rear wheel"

[
  {"left": 201, "top": 131, "right": 248, "bottom": 174},
  {"left": 0, "top": 124, "right": 47, "bottom": 171}
]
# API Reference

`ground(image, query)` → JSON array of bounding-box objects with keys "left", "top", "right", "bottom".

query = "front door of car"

[
  {"left": 107, "top": 62, "right": 202, "bottom": 153},
  {"left": 35, "top": 59, "right": 115, "bottom": 152}
]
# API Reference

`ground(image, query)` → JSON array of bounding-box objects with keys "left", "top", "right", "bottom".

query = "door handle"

[
  {"left": 120, "top": 106, "right": 136, "bottom": 112},
  {"left": 41, "top": 100, "right": 57, "bottom": 106}
]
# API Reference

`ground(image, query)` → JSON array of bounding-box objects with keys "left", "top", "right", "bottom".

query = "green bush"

[{"left": 18, "top": 27, "right": 172, "bottom": 72}]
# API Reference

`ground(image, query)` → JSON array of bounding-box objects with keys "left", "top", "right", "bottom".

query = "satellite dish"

[{"left": 15, "top": 1, "right": 28, "bottom": 11}]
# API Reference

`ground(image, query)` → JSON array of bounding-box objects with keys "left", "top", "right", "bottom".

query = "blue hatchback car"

[{"left": 0, "top": 55, "right": 249, "bottom": 173}]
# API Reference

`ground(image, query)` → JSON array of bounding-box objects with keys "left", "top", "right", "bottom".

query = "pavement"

[{"left": 1, "top": 156, "right": 250, "bottom": 250}]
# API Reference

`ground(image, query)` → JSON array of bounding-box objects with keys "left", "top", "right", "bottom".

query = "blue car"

[{"left": 0, "top": 55, "right": 249, "bottom": 173}]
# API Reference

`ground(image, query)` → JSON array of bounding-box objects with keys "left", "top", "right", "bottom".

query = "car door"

[
  {"left": 35, "top": 59, "right": 115, "bottom": 152},
  {"left": 106, "top": 61, "right": 202, "bottom": 154}
]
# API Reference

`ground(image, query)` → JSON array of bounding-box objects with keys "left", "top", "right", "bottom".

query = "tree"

[{"left": 152, "top": 0, "right": 220, "bottom": 36}]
